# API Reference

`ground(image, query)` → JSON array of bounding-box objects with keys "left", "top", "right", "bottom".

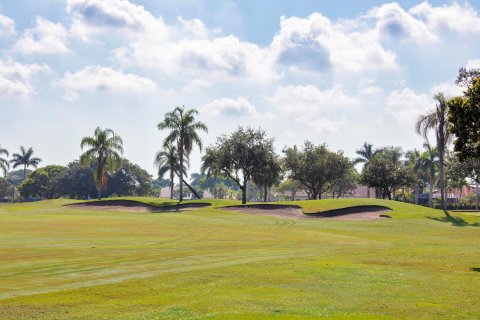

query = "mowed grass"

[{"left": 0, "top": 198, "right": 479, "bottom": 319}]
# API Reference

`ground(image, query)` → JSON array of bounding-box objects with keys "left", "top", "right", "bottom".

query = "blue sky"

[{"left": 1, "top": 0, "right": 479, "bottom": 176}]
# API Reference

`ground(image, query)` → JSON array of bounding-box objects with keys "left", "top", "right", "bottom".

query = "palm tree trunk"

[
  {"left": 429, "top": 179, "right": 433, "bottom": 208},
  {"left": 169, "top": 171, "right": 174, "bottom": 199},
  {"left": 179, "top": 149, "right": 184, "bottom": 202},
  {"left": 439, "top": 151, "right": 447, "bottom": 213},
  {"left": 242, "top": 176, "right": 247, "bottom": 204},
  {"left": 214, "top": 176, "right": 218, "bottom": 199},
  {"left": 24, "top": 165, "right": 27, "bottom": 180}
]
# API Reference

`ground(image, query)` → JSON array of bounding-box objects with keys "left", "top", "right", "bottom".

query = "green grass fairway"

[{"left": 1, "top": 198, "right": 479, "bottom": 319}]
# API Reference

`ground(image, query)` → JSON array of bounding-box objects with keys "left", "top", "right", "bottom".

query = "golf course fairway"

[{"left": 0, "top": 198, "right": 479, "bottom": 319}]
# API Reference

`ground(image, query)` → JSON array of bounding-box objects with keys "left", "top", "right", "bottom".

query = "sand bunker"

[
  {"left": 221, "top": 204, "right": 392, "bottom": 220},
  {"left": 66, "top": 200, "right": 210, "bottom": 212}
]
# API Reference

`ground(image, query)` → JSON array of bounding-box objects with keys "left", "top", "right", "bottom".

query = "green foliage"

[
  {"left": 0, "top": 178, "right": 14, "bottom": 200},
  {"left": 274, "top": 178, "right": 303, "bottom": 201},
  {"left": 108, "top": 160, "right": 153, "bottom": 197},
  {"left": 80, "top": 127, "right": 124, "bottom": 198},
  {"left": 283, "top": 141, "right": 353, "bottom": 199},
  {"left": 7, "top": 169, "right": 32, "bottom": 187},
  {"left": 361, "top": 150, "right": 415, "bottom": 200},
  {"left": 158, "top": 106, "right": 208, "bottom": 202},
  {"left": 0, "top": 145, "right": 9, "bottom": 177},
  {"left": 9, "top": 146, "right": 42, "bottom": 179},
  {"left": 19, "top": 165, "right": 66, "bottom": 199},
  {"left": 202, "top": 127, "right": 277, "bottom": 204},
  {"left": 448, "top": 78, "right": 480, "bottom": 161}
]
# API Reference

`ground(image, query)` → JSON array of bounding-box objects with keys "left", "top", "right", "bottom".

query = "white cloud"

[
  {"left": 183, "top": 79, "right": 212, "bottom": 93},
  {"left": 271, "top": 13, "right": 398, "bottom": 74},
  {"left": 386, "top": 87, "right": 431, "bottom": 124},
  {"left": 295, "top": 115, "right": 346, "bottom": 134},
  {"left": 13, "top": 17, "right": 69, "bottom": 55},
  {"left": 466, "top": 58, "right": 480, "bottom": 69},
  {"left": 410, "top": 2, "right": 480, "bottom": 34},
  {"left": 0, "top": 14, "right": 15, "bottom": 37},
  {"left": 202, "top": 97, "right": 256, "bottom": 117},
  {"left": 56, "top": 66, "right": 157, "bottom": 101},
  {"left": 0, "top": 58, "right": 50, "bottom": 97},
  {"left": 430, "top": 82, "right": 463, "bottom": 97},
  {"left": 67, "top": 0, "right": 170, "bottom": 41},
  {"left": 115, "top": 35, "right": 278, "bottom": 83},
  {"left": 368, "top": 2, "right": 437, "bottom": 43},
  {"left": 268, "top": 84, "right": 359, "bottom": 114}
]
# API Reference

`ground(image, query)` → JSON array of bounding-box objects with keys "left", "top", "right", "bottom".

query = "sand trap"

[
  {"left": 221, "top": 204, "right": 392, "bottom": 220},
  {"left": 66, "top": 200, "right": 210, "bottom": 212}
]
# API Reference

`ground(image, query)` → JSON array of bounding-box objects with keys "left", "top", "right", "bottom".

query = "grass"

[{"left": 0, "top": 198, "right": 479, "bottom": 319}]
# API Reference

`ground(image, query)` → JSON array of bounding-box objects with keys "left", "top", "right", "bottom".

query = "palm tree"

[
  {"left": 154, "top": 145, "right": 187, "bottom": 199},
  {"left": 10, "top": 146, "right": 42, "bottom": 179},
  {"left": 80, "top": 127, "right": 123, "bottom": 199},
  {"left": 405, "top": 149, "right": 422, "bottom": 204},
  {"left": 416, "top": 92, "right": 450, "bottom": 214},
  {"left": 158, "top": 106, "right": 208, "bottom": 202},
  {"left": 415, "top": 142, "right": 438, "bottom": 208},
  {"left": 353, "top": 142, "right": 378, "bottom": 198},
  {"left": 0, "top": 145, "right": 9, "bottom": 177}
]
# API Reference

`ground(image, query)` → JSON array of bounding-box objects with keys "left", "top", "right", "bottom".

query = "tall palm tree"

[
  {"left": 415, "top": 142, "right": 438, "bottom": 208},
  {"left": 406, "top": 149, "right": 422, "bottom": 204},
  {"left": 0, "top": 145, "right": 9, "bottom": 177},
  {"left": 416, "top": 92, "right": 450, "bottom": 214},
  {"left": 154, "top": 145, "right": 188, "bottom": 199},
  {"left": 353, "top": 142, "right": 378, "bottom": 198},
  {"left": 10, "top": 146, "right": 42, "bottom": 179},
  {"left": 158, "top": 106, "right": 208, "bottom": 202},
  {"left": 80, "top": 127, "right": 123, "bottom": 199}
]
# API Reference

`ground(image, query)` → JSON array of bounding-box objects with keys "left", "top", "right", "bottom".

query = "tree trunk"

[
  {"left": 214, "top": 176, "right": 218, "bottom": 199},
  {"left": 439, "top": 151, "right": 447, "bottom": 213},
  {"left": 476, "top": 178, "right": 479, "bottom": 211},
  {"left": 292, "top": 191, "right": 296, "bottom": 201},
  {"left": 414, "top": 184, "right": 418, "bottom": 205},
  {"left": 429, "top": 179, "right": 433, "bottom": 208},
  {"left": 182, "top": 178, "right": 201, "bottom": 199},
  {"left": 24, "top": 165, "right": 27, "bottom": 181},
  {"left": 179, "top": 150, "right": 184, "bottom": 202},
  {"left": 367, "top": 188, "right": 370, "bottom": 198},
  {"left": 169, "top": 171, "right": 174, "bottom": 199},
  {"left": 242, "top": 176, "right": 247, "bottom": 204},
  {"left": 263, "top": 185, "right": 268, "bottom": 202}
]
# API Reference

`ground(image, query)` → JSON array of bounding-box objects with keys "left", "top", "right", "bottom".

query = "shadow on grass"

[
  {"left": 428, "top": 215, "right": 480, "bottom": 227},
  {"left": 471, "top": 268, "right": 480, "bottom": 272}
]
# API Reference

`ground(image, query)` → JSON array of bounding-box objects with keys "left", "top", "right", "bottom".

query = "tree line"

[{"left": 0, "top": 67, "right": 479, "bottom": 211}]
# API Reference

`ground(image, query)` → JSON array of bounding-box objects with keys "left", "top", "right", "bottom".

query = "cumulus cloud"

[
  {"left": 268, "top": 84, "right": 359, "bottom": 114},
  {"left": 0, "top": 58, "right": 50, "bottom": 97},
  {"left": 386, "top": 87, "right": 432, "bottom": 124},
  {"left": 13, "top": 17, "right": 69, "bottom": 55},
  {"left": 67, "top": 0, "right": 170, "bottom": 41},
  {"left": 0, "top": 14, "right": 15, "bottom": 36},
  {"left": 202, "top": 97, "right": 256, "bottom": 117},
  {"left": 56, "top": 66, "right": 157, "bottom": 101},
  {"left": 410, "top": 1, "right": 480, "bottom": 34},
  {"left": 368, "top": 2, "right": 437, "bottom": 43},
  {"left": 271, "top": 13, "right": 398, "bottom": 74}
]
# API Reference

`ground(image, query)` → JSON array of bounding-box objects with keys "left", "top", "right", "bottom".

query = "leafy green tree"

[
  {"left": 52, "top": 161, "right": 97, "bottom": 199},
  {"left": 0, "top": 146, "right": 9, "bottom": 177},
  {"left": 361, "top": 152, "right": 415, "bottom": 200},
  {"left": 331, "top": 167, "right": 358, "bottom": 199},
  {"left": 275, "top": 179, "right": 303, "bottom": 201},
  {"left": 0, "top": 178, "right": 14, "bottom": 201},
  {"left": 80, "top": 127, "right": 124, "bottom": 199},
  {"left": 416, "top": 92, "right": 450, "bottom": 214},
  {"left": 158, "top": 106, "right": 208, "bottom": 202},
  {"left": 405, "top": 149, "right": 425, "bottom": 204},
  {"left": 202, "top": 127, "right": 275, "bottom": 204},
  {"left": 10, "top": 146, "right": 42, "bottom": 180},
  {"left": 7, "top": 169, "right": 32, "bottom": 187},
  {"left": 19, "top": 165, "right": 66, "bottom": 199},
  {"left": 252, "top": 151, "right": 282, "bottom": 202},
  {"left": 108, "top": 160, "right": 153, "bottom": 197},
  {"left": 283, "top": 141, "right": 352, "bottom": 200}
]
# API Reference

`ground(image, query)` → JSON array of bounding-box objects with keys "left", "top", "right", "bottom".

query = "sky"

[{"left": 1, "top": 0, "right": 480, "bottom": 177}]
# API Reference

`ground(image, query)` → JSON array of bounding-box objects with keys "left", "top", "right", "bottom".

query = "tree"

[
  {"left": 107, "top": 160, "right": 153, "bottom": 196},
  {"left": 158, "top": 106, "right": 208, "bottom": 202},
  {"left": 353, "top": 142, "right": 378, "bottom": 198},
  {"left": 19, "top": 165, "right": 66, "bottom": 199},
  {"left": 80, "top": 127, "right": 124, "bottom": 199},
  {"left": 155, "top": 145, "right": 182, "bottom": 199},
  {"left": 283, "top": 141, "right": 352, "bottom": 200},
  {"left": 202, "top": 127, "right": 276, "bottom": 204},
  {"left": 331, "top": 167, "right": 358, "bottom": 198},
  {"left": 414, "top": 142, "right": 439, "bottom": 207},
  {"left": 252, "top": 152, "right": 282, "bottom": 202},
  {"left": 275, "top": 179, "right": 303, "bottom": 201},
  {"left": 52, "top": 161, "right": 97, "bottom": 199},
  {"left": 361, "top": 152, "right": 415, "bottom": 200},
  {"left": 0, "top": 178, "right": 14, "bottom": 201},
  {"left": 405, "top": 149, "right": 423, "bottom": 204},
  {"left": 416, "top": 92, "right": 450, "bottom": 214},
  {"left": 10, "top": 146, "right": 42, "bottom": 180},
  {"left": 0, "top": 145, "right": 9, "bottom": 177}
]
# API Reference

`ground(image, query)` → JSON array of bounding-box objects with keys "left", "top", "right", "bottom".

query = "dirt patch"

[
  {"left": 221, "top": 204, "right": 392, "bottom": 220},
  {"left": 66, "top": 200, "right": 210, "bottom": 212}
]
